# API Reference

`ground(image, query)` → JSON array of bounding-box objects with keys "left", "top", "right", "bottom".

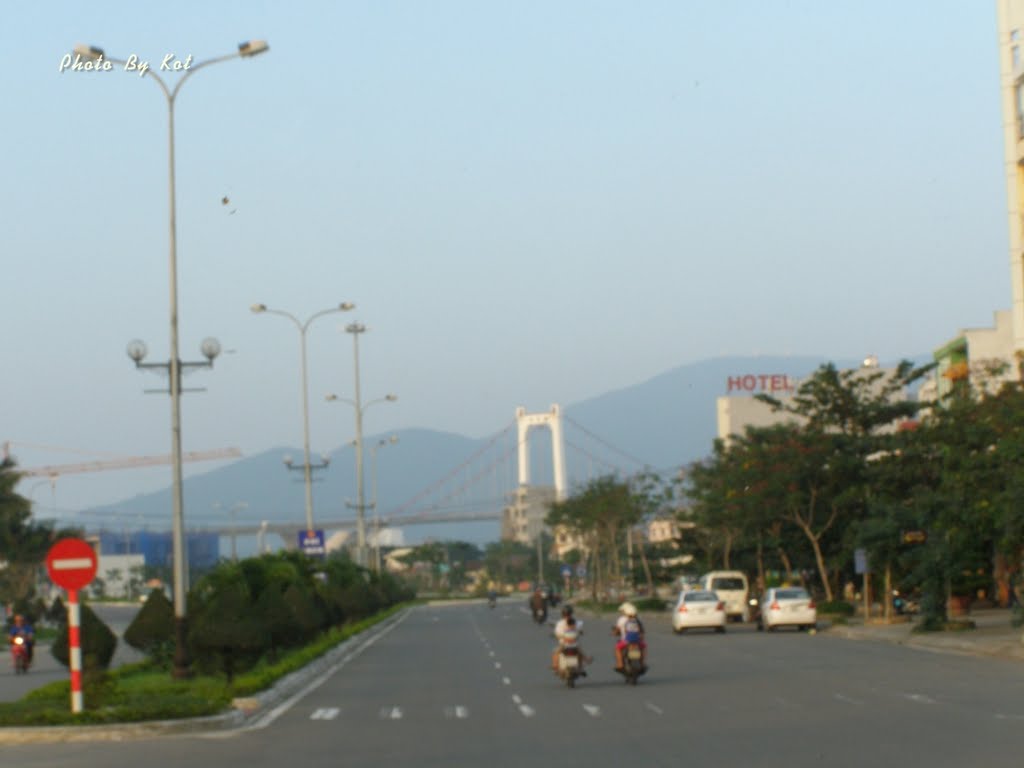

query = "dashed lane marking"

[
  {"left": 904, "top": 693, "right": 936, "bottom": 705},
  {"left": 443, "top": 706, "right": 470, "bottom": 719},
  {"left": 494, "top": 662, "right": 502, "bottom": 669},
  {"left": 512, "top": 695, "right": 522, "bottom": 705},
  {"left": 379, "top": 706, "right": 403, "bottom": 720},
  {"left": 644, "top": 702, "right": 663, "bottom": 715},
  {"left": 583, "top": 704, "right": 601, "bottom": 718},
  {"left": 834, "top": 693, "right": 862, "bottom": 706},
  {"left": 502, "top": 677, "right": 511, "bottom": 685},
  {"left": 519, "top": 705, "right": 535, "bottom": 718},
  {"left": 310, "top": 708, "right": 339, "bottom": 720}
]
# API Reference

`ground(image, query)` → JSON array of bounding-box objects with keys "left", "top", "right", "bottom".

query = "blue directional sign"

[
  {"left": 299, "top": 529, "right": 326, "bottom": 557},
  {"left": 575, "top": 564, "right": 587, "bottom": 578},
  {"left": 560, "top": 564, "right": 573, "bottom": 578}
]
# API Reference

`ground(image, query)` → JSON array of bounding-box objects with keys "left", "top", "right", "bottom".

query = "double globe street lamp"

[
  {"left": 251, "top": 303, "right": 355, "bottom": 532},
  {"left": 74, "top": 39, "right": 269, "bottom": 679}
]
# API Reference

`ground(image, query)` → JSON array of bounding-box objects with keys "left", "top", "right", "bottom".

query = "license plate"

[
  {"left": 562, "top": 656, "right": 579, "bottom": 669},
  {"left": 627, "top": 649, "right": 642, "bottom": 660},
  {"left": 789, "top": 605, "right": 803, "bottom": 612}
]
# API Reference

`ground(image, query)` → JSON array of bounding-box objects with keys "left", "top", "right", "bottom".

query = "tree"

[
  {"left": 124, "top": 588, "right": 175, "bottom": 666},
  {"left": 52, "top": 601, "right": 118, "bottom": 672}
]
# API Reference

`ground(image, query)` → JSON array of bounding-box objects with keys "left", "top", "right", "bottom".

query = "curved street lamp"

[
  {"left": 370, "top": 436, "right": 399, "bottom": 572},
  {"left": 252, "top": 303, "right": 355, "bottom": 532},
  {"left": 73, "top": 40, "right": 269, "bottom": 679}
]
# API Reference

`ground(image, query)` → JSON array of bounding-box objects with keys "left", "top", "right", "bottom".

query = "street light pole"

[
  {"left": 326, "top": 326, "right": 397, "bottom": 570},
  {"left": 74, "top": 40, "right": 269, "bottom": 680},
  {"left": 370, "top": 436, "right": 398, "bottom": 572},
  {"left": 252, "top": 303, "right": 355, "bottom": 532}
]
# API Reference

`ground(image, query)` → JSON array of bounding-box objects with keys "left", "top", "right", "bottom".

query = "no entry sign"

[{"left": 46, "top": 538, "right": 98, "bottom": 590}]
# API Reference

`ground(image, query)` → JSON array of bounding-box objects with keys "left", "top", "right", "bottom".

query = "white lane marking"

[
  {"left": 644, "top": 702, "right": 663, "bottom": 715},
  {"left": 519, "top": 705, "right": 535, "bottom": 718},
  {"left": 834, "top": 693, "right": 862, "bottom": 706},
  {"left": 502, "top": 677, "right": 511, "bottom": 685},
  {"left": 494, "top": 662, "right": 502, "bottom": 669},
  {"left": 583, "top": 704, "right": 601, "bottom": 718},
  {"left": 444, "top": 706, "right": 470, "bottom": 719},
  {"left": 244, "top": 610, "right": 409, "bottom": 731},
  {"left": 310, "top": 707, "right": 339, "bottom": 720},
  {"left": 512, "top": 694, "right": 522, "bottom": 705},
  {"left": 379, "top": 706, "right": 403, "bottom": 720},
  {"left": 995, "top": 713, "right": 1024, "bottom": 720},
  {"left": 904, "top": 693, "right": 935, "bottom": 705},
  {"left": 489, "top": 651, "right": 495, "bottom": 657}
]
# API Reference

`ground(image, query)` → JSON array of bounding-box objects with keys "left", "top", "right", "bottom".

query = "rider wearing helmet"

[
  {"left": 613, "top": 602, "right": 646, "bottom": 672},
  {"left": 551, "top": 604, "right": 590, "bottom": 674}
]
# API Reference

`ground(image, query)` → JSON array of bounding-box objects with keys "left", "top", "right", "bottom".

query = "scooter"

[
  {"left": 533, "top": 605, "right": 548, "bottom": 624},
  {"left": 618, "top": 642, "right": 645, "bottom": 686},
  {"left": 10, "top": 635, "right": 30, "bottom": 674},
  {"left": 557, "top": 646, "right": 583, "bottom": 688}
]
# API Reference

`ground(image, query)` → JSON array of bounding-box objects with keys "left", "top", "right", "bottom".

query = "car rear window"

[
  {"left": 776, "top": 588, "right": 809, "bottom": 600},
  {"left": 684, "top": 591, "right": 718, "bottom": 602},
  {"left": 710, "top": 577, "right": 745, "bottom": 590}
]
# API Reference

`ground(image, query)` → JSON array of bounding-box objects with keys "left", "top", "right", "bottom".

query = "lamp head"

[
  {"left": 126, "top": 339, "right": 148, "bottom": 363},
  {"left": 385, "top": 394, "right": 398, "bottom": 402},
  {"left": 238, "top": 40, "right": 270, "bottom": 57},
  {"left": 339, "top": 302, "right": 355, "bottom": 311},
  {"left": 250, "top": 303, "right": 267, "bottom": 313},
  {"left": 200, "top": 337, "right": 222, "bottom": 361},
  {"left": 73, "top": 44, "right": 105, "bottom": 61},
  {"left": 283, "top": 455, "right": 293, "bottom": 467},
  {"left": 325, "top": 394, "right": 337, "bottom": 402}
]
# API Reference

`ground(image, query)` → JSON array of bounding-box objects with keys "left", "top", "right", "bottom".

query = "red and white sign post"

[{"left": 45, "top": 538, "right": 98, "bottom": 714}]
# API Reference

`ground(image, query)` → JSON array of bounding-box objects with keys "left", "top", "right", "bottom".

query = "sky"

[{"left": 2, "top": 1, "right": 1013, "bottom": 519}]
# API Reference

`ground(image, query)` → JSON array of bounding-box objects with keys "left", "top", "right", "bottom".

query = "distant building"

[
  {"left": 931, "top": 310, "right": 1016, "bottom": 400},
  {"left": 996, "top": 1, "right": 1024, "bottom": 363},
  {"left": 93, "top": 554, "right": 146, "bottom": 599},
  {"left": 95, "top": 530, "right": 220, "bottom": 572},
  {"left": 501, "top": 486, "right": 556, "bottom": 545}
]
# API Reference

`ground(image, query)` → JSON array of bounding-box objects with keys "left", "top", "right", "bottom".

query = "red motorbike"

[{"left": 10, "top": 634, "right": 30, "bottom": 674}]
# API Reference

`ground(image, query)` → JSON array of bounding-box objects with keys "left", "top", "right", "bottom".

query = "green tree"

[
  {"left": 123, "top": 588, "right": 175, "bottom": 666},
  {"left": 52, "top": 601, "right": 118, "bottom": 672}
]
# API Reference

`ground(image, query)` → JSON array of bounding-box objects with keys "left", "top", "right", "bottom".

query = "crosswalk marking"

[{"left": 310, "top": 707, "right": 339, "bottom": 720}]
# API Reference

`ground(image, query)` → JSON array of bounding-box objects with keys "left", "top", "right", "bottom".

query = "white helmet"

[{"left": 619, "top": 602, "right": 637, "bottom": 617}]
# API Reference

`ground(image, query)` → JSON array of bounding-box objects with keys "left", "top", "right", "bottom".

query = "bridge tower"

[{"left": 502, "top": 404, "right": 567, "bottom": 544}]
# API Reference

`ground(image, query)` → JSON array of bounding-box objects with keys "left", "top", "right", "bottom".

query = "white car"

[
  {"left": 672, "top": 590, "right": 727, "bottom": 634},
  {"left": 758, "top": 587, "right": 817, "bottom": 631}
]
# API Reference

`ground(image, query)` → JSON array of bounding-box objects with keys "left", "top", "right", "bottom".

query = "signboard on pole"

[
  {"left": 46, "top": 538, "right": 98, "bottom": 590},
  {"left": 298, "top": 529, "right": 326, "bottom": 557},
  {"left": 560, "top": 565, "right": 572, "bottom": 579},
  {"left": 854, "top": 548, "right": 869, "bottom": 575},
  {"left": 45, "top": 538, "right": 97, "bottom": 714}
]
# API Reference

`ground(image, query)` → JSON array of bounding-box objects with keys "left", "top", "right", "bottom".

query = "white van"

[{"left": 700, "top": 571, "right": 750, "bottom": 622}]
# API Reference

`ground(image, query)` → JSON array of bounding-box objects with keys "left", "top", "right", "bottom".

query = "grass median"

[{"left": 0, "top": 603, "right": 409, "bottom": 727}]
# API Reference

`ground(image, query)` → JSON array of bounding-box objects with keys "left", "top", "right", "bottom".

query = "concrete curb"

[{"left": 0, "top": 608, "right": 408, "bottom": 745}]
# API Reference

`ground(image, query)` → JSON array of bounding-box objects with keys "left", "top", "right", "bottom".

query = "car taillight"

[
  {"left": 770, "top": 601, "right": 780, "bottom": 611},
  {"left": 716, "top": 601, "right": 725, "bottom": 611},
  {"left": 677, "top": 604, "right": 687, "bottom": 613},
  {"left": 807, "top": 600, "right": 816, "bottom": 609}
]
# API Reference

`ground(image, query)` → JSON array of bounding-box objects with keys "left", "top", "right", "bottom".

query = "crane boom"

[{"left": 12, "top": 447, "right": 243, "bottom": 478}]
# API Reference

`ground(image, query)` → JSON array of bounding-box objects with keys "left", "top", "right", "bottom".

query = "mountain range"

[{"left": 89, "top": 354, "right": 878, "bottom": 549}]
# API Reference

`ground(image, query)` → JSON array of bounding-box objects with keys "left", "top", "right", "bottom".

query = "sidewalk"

[{"left": 822, "top": 608, "right": 1024, "bottom": 662}]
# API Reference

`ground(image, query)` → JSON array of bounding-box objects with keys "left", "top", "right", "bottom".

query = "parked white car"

[
  {"left": 757, "top": 587, "right": 817, "bottom": 631},
  {"left": 672, "top": 590, "right": 727, "bottom": 634}
]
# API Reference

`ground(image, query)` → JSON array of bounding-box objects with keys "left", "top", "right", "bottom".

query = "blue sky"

[{"left": 2, "top": 1, "right": 1011, "bottom": 514}]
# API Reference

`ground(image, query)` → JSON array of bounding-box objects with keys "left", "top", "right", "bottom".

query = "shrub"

[
  {"left": 634, "top": 597, "right": 668, "bottom": 612},
  {"left": 51, "top": 602, "right": 118, "bottom": 671},
  {"left": 123, "top": 588, "right": 175, "bottom": 666},
  {"left": 817, "top": 600, "right": 855, "bottom": 616}
]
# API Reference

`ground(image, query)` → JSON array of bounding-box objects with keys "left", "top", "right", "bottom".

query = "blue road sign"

[
  {"left": 575, "top": 564, "right": 587, "bottom": 578},
  {"left": 299, "top": 529, "right": 326, "bottom": 557},
  {"left": 561, "top": 565, "right": 573, "bottom": 578}
]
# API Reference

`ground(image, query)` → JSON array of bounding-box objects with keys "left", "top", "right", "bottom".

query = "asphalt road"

[{"left": 4, "top": 602, "right": 1024, "bottom": 767}]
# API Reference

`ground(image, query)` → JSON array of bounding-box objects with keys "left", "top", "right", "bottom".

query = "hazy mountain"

[{"left": 90, "top": 354, "right": 888, "bottom": 547}]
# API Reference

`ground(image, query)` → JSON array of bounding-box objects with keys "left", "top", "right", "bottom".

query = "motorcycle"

[
  {"left": 618, "top": 641, "right": 645, "bottom": 686},
  {"left": 555, "top": 625, "right": 584, "bottom": 688},
  {"left": 533, "top": 605, "right": 548, "bottom": 624},
  {"left": 10, "top": 635, "right": 30, "bottom": 675}
]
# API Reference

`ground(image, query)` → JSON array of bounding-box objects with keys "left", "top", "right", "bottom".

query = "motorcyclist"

[
  {"left": 551, "top": 604, "right": 591, "bottom": 674},
  {"left": 8, "top": 613, "right": 35, "bottom": 667},
  {"left": 613, "top": 602, "right": 646, "bottom": 672},
  {"left": 529, "top": 587, "right": 547, "bottom": 622}
]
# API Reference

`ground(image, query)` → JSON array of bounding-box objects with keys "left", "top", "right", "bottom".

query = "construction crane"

[{"left": 2, "top": 441, "right": 242, "bottom": 479}]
